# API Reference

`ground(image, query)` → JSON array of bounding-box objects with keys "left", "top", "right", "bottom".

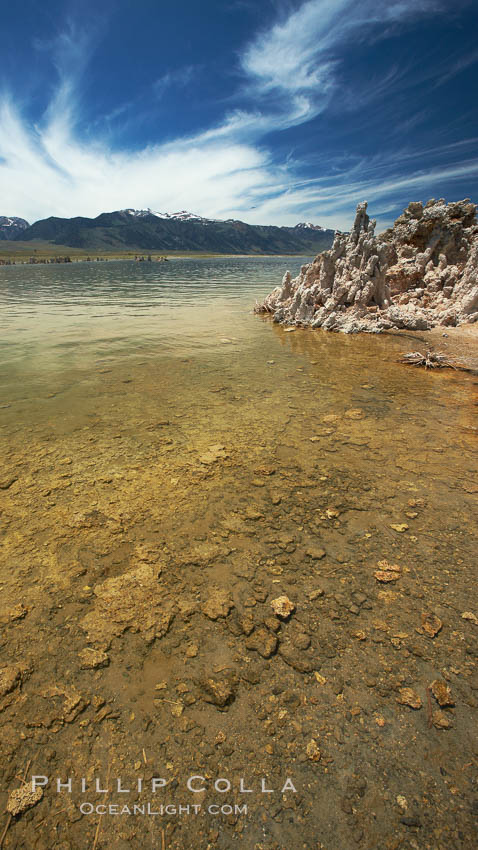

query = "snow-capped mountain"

[
  {"left": 294, "top": 222, "right": 326, "bottom": 231},
  {"left": 122, "top": 208, "right": 214, "bottom": 223},
  {"left": 0, "top": 216, "right": 30, "bottom": 240},
  {"left": 156, "top": 210, "right": 214, "bottom": 223},
  {"left": 13, "top": 208, "right": 336, "bottom": 253},
  {"left": 120, "top": 210, "right": 326, "bottom": 230}
]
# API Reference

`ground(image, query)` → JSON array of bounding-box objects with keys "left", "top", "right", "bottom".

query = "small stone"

[
  {"left": 432, "top": 709, "right": 452, "bottom": 729},
  {"left": 462, "top": 611, "right": 478, "bottom": 624},
  {"left": 326, "top": 508, "right": 340, "bottom": 518},
  {"left": 185, "top": 643, "right": 199, "bottom": 658},
  {"left": 0, "top": 604, "right": 28, "bottom": 624},
  {"left": 78, "top": 648, "right": 109, "bottom": 669},
  {"left": 270, "top": 595, "right": 295, "bottom": 619},
  {"left": 293, "top": 632, "right": 311, "bottom": 650},
  {"left": 201, "top": 677, "right": 235, "bottom": 708},
  {"left": 7, "top": 785, "right": 43, "bottom": 816},
  {"left": 306, "top": 547, "right": 326, "bottom": 560},
  {"left": 374, "top": 560, "right": 401, "bottom": 582},
  {"left": 396, "top": 687, "right": 422, "bottom": 709},
  {"left": 0, "top": 476, "right": 18, "bottom": 490},
  {"left": 374, "top": 570, "right": 400, "bottom": 583},
  {"left": 390, "top": 523, "right": 409, "bottom": 533},
  {"left": 256, "top": 465, "right": 276, "bottom": 476},
  {"left": 264, "top": 616, "right": 281, "bottom": 633},
  {"left": 0, "top": 665, "right": 23, "bottom": 699},
  {"left": 421, "top": 613, "right": 443, "bottom": 638},
  {"left": 306, "top": 739, "right": 321, "bottom": 761},
  {"left": 345, "top": 408, "right": 364, "bottom": 419},
  {"left": 430, "top": 680, "right": 455, "bottom": 707},
  {"left": 375, "top": 715, "right": 386, "bottom": 727},
  {"left": 201, "top": 589, "right": 233, "bottom": 620},
  {"left": 309, "top": 588, "right": 324, "bottom": 601},
  {"left": 279, "top": 645, "right": 314, "bottom": 673},
  {"left": 245, "top": 628, "right": 278, "bottom": 659},
  {"left": 199, "top": 444, "right": 229, "bottom": 464},
  {"left": 400, "top": 816, "right": 421, "bottom": 827},
  {"left": 396, "top": 795, "right": 408, "bottom": 810},
  {"left": 239, "top": 613, "right": 255, "bottom": 635},
  {"left": 244, "top": 508, "right": 263, "bottom": 521}
]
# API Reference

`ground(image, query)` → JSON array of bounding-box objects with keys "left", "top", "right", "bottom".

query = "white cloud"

[
  {"left": 0, "top": 0, "right": 474, "bottom": 229},
  {"left": 0, "top": 98, "right": 278, "bottom": 222},
  {"left": 239, "top": 0, "right": 451, "bottom": 123}
]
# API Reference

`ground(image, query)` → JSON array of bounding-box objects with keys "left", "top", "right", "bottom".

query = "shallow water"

[{"left": 0, "top": 257, "right": 477, "bottom": 849}]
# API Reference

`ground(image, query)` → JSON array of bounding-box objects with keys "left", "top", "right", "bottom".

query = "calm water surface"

[{"left": 0, "top": 255, "right": 476, "bottom": 456}]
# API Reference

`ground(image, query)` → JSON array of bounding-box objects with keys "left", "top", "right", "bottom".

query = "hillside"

[{"left": 13, "top": 209, "right": 334, "bottom": 254}]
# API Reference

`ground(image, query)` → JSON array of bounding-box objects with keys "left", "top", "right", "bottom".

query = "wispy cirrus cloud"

[
  {"left": 153, "top": 65, "right": 197, "bottom": 99},
  {"left": 0, "top": 0, "right": 475, "bottom": 229},
  {"left": 235, "top": 148, "right": 478, "bottom": 230},
  {"left": 236, "top": 0, "right": 461, "bottom": 128}
]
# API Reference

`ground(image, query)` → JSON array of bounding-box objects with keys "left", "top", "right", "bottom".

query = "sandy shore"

[{"left": 422, "top": 323, "right": 478, "bottom": 371}]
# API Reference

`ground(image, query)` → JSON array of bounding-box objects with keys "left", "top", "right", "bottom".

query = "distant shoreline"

[{"left": 0, "top": 247, "right": 314, "bottom": 264}]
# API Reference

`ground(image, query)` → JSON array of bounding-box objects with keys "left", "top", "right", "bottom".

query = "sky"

[{"left": 0, "top": 0, "right": 477, "bottom": 230}]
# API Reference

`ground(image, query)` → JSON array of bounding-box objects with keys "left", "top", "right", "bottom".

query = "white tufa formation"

[{"left": 255, "top": 198, "right": 478, "bottom": 333}]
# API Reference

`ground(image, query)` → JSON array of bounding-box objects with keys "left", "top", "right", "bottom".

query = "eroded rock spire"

[{"left": 255, "top": 198, "right": 478, "bottom": 333}]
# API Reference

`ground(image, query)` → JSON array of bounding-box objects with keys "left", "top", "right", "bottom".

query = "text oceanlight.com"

[{"left": 79, "top": 803, "right": 247, "bottom": 816}]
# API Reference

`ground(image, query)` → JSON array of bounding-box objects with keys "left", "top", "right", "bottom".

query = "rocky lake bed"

[{"left": 0, "top": 257, "right": 477, "bottom": 849}]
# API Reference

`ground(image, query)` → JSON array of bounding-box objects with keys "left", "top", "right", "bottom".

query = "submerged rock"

[
  {"left": 270, "top": 595, "right": 295, "bottom": 619},
  {"left": 7, "top": 785, "right": 43, "bottom": 817},
  {"left": 430, "top": 679, "right": 455, "bottom": 707},
  {"left": 396, "top": 687, "right": 422, "bottom": 709},
  {"left": 0, "top": 665, "right": 23, "bottom": 699},
  {"left": 245, "top": 627, "right": 278, "bottom": 658},
  {"left": 200, "top": 675, "right": 236, "bottom": 708},
  {"left": 201, "top": 588, "right": 233, "bottom": 620},
  {"left": 80, "top": 563, "right": 174, "bottom": 649},
  {"left": 255, "top": 198, "right": 478, "bottom": 333}
]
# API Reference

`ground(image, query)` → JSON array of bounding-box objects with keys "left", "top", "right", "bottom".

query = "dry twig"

[
  {"left": 426, "top": 686, "right": 433, "bottom": 729},
  {"left": 398, "top": 350, "right": 456, "bottom": 369},
  {"left": 91, "top": 763, "right": 111, "bottom": 850}
]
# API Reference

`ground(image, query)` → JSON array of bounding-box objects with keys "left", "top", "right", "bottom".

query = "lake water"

[{"left": 0, "top": 257, "right": 477, "bottom": 849}]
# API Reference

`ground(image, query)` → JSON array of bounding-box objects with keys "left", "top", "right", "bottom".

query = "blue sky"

[{"left": 0, "top": 0, "right": 477, "bottom": 229}]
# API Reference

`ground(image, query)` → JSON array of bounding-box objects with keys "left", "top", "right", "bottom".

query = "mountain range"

[{"left": 0, "top": 209, "right": 335, "bottom": 254}]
